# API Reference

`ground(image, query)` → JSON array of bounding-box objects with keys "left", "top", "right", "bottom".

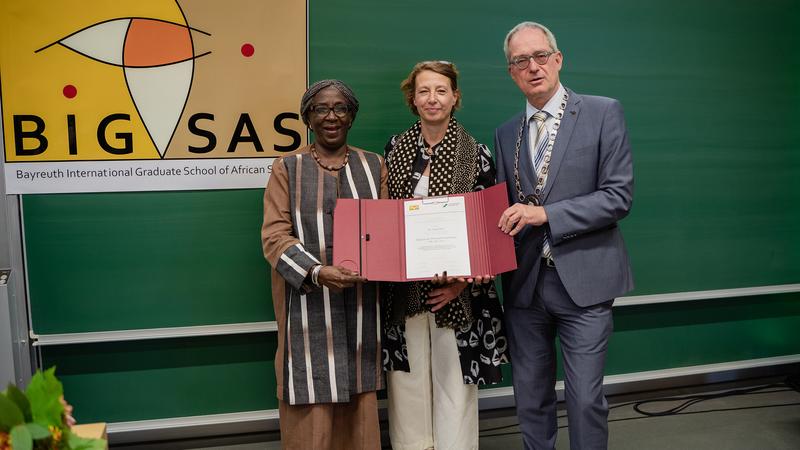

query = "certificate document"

[
  {"left": 333, "top": 182, "right": 517, "bottom": 281},
  {"left": 403, "top": 195, "right": 471, "bottom": 279}
]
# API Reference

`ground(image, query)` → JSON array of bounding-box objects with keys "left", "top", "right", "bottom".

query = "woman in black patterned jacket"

[{"left": 382, "top": 61, "right": 509, "bottom": 450}]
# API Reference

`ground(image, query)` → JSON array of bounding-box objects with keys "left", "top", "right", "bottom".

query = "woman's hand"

[
  {"left": 318, "top": 265, "right": 366, "bottom": 291},
  {"left": 463, "top": 274, "right": 495, "bottom": 285},
  {"left": 428, "top": 271, "right": 468, "bottom": 312},
  {"left": 432, "top": 271, "right": 495, "bottom": 285}
]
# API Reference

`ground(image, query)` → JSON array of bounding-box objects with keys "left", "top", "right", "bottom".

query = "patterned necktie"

[
  {"left": 532, "top": 111, "right": 548, "bottom": 173},
  {"left": 531, "top": 111, "right": 552, "bottom": 260}
]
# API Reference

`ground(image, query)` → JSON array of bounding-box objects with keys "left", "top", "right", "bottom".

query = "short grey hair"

[
  {"left": 503, "top": 22, "right": 559, "bottom": 61},
  {"left": 300, "top": 79, "right": 360, "bottom": 126}
]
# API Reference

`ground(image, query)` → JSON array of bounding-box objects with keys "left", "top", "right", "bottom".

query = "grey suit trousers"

[{"left": 506, "top": 263, "right": 613, "bottom": 450}]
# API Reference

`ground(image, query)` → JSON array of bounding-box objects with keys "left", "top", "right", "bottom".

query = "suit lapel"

[{"left": 542, "top": 89, "right": 581, "bottom": 203}]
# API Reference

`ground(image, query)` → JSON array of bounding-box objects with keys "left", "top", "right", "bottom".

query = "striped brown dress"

[{"left": 262, "top": 145, "right": 387, "bottom": 405}]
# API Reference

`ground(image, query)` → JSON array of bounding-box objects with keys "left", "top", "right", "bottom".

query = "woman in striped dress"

[{"left": 262, "top": 79, "right": 387, "bottom": 449}]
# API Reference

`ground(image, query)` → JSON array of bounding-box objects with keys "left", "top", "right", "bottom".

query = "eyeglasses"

[
  {"left": 508, "top": 51, "right": 557, "bottom": 70},
  {"left": 311, "top": 104, "right": 350, "bottom": 118}
]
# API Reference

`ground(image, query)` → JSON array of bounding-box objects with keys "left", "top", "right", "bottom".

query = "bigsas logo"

[{"left": 0, "top": 0, "right": 307, "bottom": 193}]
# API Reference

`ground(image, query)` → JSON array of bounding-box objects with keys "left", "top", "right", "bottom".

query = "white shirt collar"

[{"left": 525, "top": 83, "right": 566, "bottom": 121}]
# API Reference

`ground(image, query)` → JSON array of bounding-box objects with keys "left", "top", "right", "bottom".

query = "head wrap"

[{"left": 300, "top": 79, "right": 359, "bottom": 126}]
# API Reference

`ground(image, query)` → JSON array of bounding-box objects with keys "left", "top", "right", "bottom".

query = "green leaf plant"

[{"left": 0, "top": 367, "right": 106, "bottom": 450}]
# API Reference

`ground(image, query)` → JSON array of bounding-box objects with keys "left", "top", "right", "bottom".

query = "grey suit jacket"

[{"left": 495, "top": 88, "right": 634, "bottom": 308}]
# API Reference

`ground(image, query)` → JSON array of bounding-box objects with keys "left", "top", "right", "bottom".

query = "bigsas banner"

[{"left": 0, "top": 0, "right": 307, "bottom": 193}]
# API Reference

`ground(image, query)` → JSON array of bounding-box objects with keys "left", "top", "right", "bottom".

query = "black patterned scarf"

[{"left": 384, "top": 117, "right": 480, "bottom": 329}]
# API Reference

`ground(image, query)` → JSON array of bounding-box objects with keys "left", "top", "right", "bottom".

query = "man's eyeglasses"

[
  {"left": 311, "top": 104, "right": 350, "bottom": 118},
  {"left": 508, "top": 51, "right": 557, "bottom": 70}
]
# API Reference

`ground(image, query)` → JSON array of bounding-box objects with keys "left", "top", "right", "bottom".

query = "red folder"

[{"left": 333, "top": 182, "right": 517, "bottom": 281}]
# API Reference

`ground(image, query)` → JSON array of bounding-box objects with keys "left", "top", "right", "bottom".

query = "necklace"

[
  {"left": 417, "top": 133, "right": 441, "bottom": 157},
  {"left": 513, "top": 91, "right": 569, "bottom": 205},
  {"left": 310, "top": 144, "right": 350, "bottom": 171}
]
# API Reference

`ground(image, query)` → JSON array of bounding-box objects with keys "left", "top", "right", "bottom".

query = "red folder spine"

[
  {"left": 359, "top": 199, "right": 368, "bottom": 278},
  {"left": 398, "top": 200, "right": 407, "bottom": 281},
  {"left": 465, "top": 193, "right": 483, "bottom": 277},
  {"left": 477, "top": 191, "right": 489, "bottom": 275},
  {"left": 477, "top": 190, "right": 491, "bottom": 275}
]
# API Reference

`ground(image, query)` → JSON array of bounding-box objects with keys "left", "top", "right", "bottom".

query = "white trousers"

[{"left": 387, "top": 312, "right": 478, "bottom": 450}]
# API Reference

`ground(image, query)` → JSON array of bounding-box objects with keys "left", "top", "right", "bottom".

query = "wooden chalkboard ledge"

[
  {"left": 617, "top": 283, "right": 800, "bottom": 307},
  {"left": 32, "top": 321, "right": 278, "bottom": 346},
  {"left": 108, "top": 409, "right": 280, "bottom": 445},
  {"left": 30, "top": 283, "right": 800, "bottom": 346}
]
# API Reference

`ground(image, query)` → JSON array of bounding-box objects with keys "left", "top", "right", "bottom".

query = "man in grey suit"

[{"left": 495, "top": 22, "right": 634, "bottom": 450}]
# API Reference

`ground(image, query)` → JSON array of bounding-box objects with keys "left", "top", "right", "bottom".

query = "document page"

[{"left": 404, "top": 195, "right": 471, "bottom": 279}]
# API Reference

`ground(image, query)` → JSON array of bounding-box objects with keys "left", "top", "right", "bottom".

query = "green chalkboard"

[
  {"left": 42, "top": 333, "right": 278, "bottom": 423},
  {"left": 24, "top": 0, "right": 800, "bottom": 334},
  {"left": 24, "top": 190, "right": 274, "bottom": 334},
  {"left": 18, "top": 0, "right": 800, "bottom": 430}
]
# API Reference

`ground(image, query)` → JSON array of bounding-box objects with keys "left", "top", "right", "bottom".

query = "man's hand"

[
  {"left": 498, "top": 203, "right": 548, "bottom": 236},
  {"left": 318, "top": 265, "right": 366, "bottom": 291}
]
